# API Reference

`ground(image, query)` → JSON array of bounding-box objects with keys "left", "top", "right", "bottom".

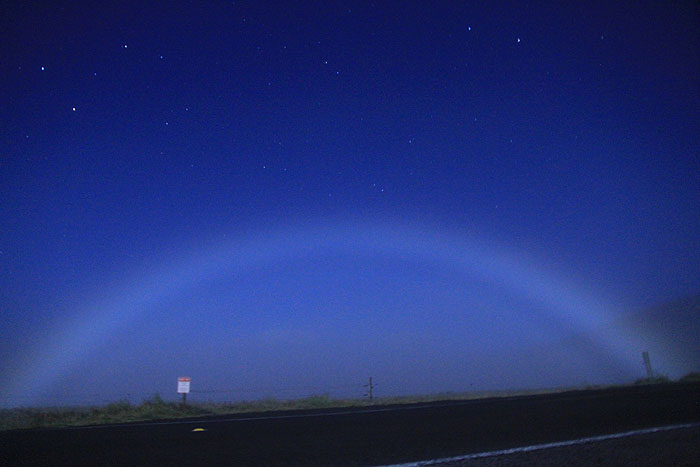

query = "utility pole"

[
  {"left": 364, "top": 377, "right": 374, "bottom": 401},
  {"left": 642, "top": 351, "right": 653, "bottom": 379}
]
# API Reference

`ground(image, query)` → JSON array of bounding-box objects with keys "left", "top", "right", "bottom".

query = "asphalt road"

[{"left": 1, "top": 383, "right": 699, "bottom": 466}]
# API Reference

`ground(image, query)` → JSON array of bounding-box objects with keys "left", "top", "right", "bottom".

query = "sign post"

[{"left": 177, "top": 377, "right": 191, "bottom": 406}]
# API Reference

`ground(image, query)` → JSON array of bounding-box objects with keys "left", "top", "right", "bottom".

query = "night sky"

[{"left": 2, "top": 1, "right": 699, "bottom": 407}]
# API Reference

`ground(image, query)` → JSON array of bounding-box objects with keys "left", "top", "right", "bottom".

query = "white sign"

[{"left": 177, "top": 376, "right": 191, "bottom": 394}]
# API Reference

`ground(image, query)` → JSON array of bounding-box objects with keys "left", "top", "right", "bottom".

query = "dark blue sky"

[{"left": 1, "top": 1, "right": 699, "bottom": 407}]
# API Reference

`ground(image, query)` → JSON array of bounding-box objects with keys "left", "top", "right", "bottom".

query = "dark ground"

[{"left": 1, "top": 383, "right": 698, "bottom": 466}]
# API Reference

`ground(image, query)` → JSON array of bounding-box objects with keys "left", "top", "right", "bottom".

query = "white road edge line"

[{"left": 374, "top": 422, "right": 700, "bottom": 467}]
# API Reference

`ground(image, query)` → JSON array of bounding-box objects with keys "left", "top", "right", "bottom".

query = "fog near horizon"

[{"left": 1, "top": 1, "right": 699, "bottom": 408}]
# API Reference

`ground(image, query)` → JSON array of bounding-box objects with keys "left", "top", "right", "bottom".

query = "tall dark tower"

[{"left": 642, "top": 351, "right": 653, "bottom": 378}]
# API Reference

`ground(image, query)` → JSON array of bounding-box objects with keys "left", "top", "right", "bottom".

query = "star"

[
  {"left": 40, "top": 66, "right": 45, "bottom": 71},
  {"left": 72, "top": 107, "right": 76, "bottom": 111},
  {"left": 517, "top": 38, "right": 521, "bottom": 43}
]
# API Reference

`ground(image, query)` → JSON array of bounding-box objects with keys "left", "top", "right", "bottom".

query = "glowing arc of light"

[{"left": 3, "top": 220, "right": 648, "bottom": 407}]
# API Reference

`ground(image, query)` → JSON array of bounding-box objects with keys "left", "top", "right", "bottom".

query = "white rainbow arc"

[{"left": 3, "top": 220, "right": 648, "bottom": 407}]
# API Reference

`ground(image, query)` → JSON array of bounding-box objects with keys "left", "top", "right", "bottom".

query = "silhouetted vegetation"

[
  {"left": 634, "top": 375, "right": 670, "bottom": 385},
  {"left": 2, "top": 377, "right": 698, "bottom": 431}
]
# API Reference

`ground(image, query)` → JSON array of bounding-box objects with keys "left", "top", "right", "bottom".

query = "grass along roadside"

[
  {"left": 0, "top": 390, "right": 566, "bottom": 431},
  {"left": 0, "top": 391, "right": 547, "bottom": 431},
  {"left": 2, "top": 374, "right": 699, "bottom": 431}
]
